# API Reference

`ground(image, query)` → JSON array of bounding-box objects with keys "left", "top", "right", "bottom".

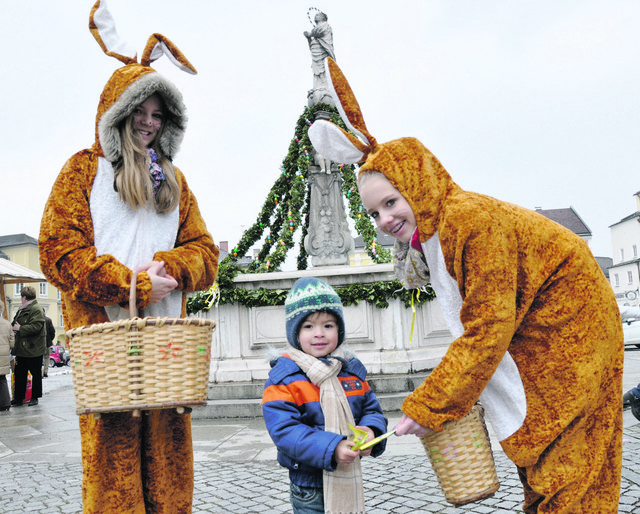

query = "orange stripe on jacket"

[
  {"left": 263, "top": 376, "right": 371, "bottom": 404},
  {"left": 263, "top": 382, "right": 319, "bottom": 405}
]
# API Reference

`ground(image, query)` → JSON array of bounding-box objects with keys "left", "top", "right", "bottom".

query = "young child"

[
  {"left": 308, "top": 57, "right": 624, "bottom": 513},
  {"left": 38, "top": 2, "right": 218, "bottom": 512},
  {"left": 262, "top": 277, "right": 387, "bottom": 514}
]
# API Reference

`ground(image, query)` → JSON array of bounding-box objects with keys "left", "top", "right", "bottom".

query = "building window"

[
  {"left": 635, "top": 245, "right": 638, "bottom": 258},
  {"left": 629, "top": 271, "right": 634, "bottom": 285},
  {"left": 59, "top": 313, "right": 64, "bottom": 327},
  {"left": 57, "top": 289, "right": 61, "bottom": 300},
  {"left": 14, "top": 283, "right": 22, "bottom": 296},
  {"left": 614, "top": 274, "right": 620, "bottom": 287},
  {"left": 621, "top": 249, "right": 625, "bottom": 262},
  {"left": 39, "top": 282, "right": 47, "bottom": 297}
]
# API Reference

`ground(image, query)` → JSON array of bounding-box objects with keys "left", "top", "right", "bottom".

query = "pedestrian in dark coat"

[{"left": 11, "top": 286, "right": 46, "bottom": 406}]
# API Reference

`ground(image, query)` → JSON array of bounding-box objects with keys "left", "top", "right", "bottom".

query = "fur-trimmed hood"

[
  {"left": 87, "top": 0, "right": 196, "bottom": 163},
  {"left": 93, "top": 63, "right": 187, "bottom": 162}
]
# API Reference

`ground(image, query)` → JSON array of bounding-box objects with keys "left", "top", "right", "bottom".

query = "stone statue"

[
  {"left": 304, "top": 111, "right": 354, "bottom": 266},
  {"left": 304, "top": 9, "right": 336, "bottom": 106}
]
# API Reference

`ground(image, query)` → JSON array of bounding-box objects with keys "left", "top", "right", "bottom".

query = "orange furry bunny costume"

[
  {"left": 38, "top": 2, "right": 218, "bottom": 512},
  {"left": 309, "top": 58, "right": 623, "bottom": 513}
]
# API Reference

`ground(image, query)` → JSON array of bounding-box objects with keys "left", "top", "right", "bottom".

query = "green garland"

[
  {"left": 187, "top": 280, "right": 435, "bottom": 313},
  {"left": 186, "top": 103, "right": 428, "bottom": 316},
  {"left": 223, "top": 103, "right": 388, "bottom": 272}
]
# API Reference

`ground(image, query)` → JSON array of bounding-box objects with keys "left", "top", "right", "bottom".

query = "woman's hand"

[
  {"left": 135, "top": 261, "right": 178, "bottom": 303},
  {"left": 394, "top": 414, "right": 431, "bottom": 437}
]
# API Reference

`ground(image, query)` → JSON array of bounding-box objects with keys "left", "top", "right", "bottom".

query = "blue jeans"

[{"left": 290, "top": 483, "right": 323, "bottom": 514}]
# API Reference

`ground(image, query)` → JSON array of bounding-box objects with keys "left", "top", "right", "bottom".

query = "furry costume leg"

[
  {"left": 517, "top": 405, "right": 622, "bottom": 513},
  {"left": 80, "top": 410, "right": 194, "bottom": 513},
  {"left": 142, "top": 410, "right": 195, "bottom": 513}
]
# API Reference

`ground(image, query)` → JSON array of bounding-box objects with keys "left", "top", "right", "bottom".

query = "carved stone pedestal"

[{"left": 304, "top": 164, "right": 354, "bottom": 266}]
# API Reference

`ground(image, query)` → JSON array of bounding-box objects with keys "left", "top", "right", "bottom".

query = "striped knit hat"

[{"left": 285, "top": 277, "right": 345, "bottom": 349}]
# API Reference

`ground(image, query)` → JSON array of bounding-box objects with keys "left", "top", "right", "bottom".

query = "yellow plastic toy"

[{"left": 349, "top": 425, "right": 396, "bottom": 451}]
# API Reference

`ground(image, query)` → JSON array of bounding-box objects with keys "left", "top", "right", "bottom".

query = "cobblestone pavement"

[{"left": 2, "top": 349, "right": 640, "bottom": 513}]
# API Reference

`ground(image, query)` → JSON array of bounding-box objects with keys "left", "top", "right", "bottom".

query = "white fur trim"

[
  {"left": 98, "top": 72, "right": 187, "bottom": 162},
  {"left": 308, "top": 120, "right": 364, "bottom": 164},
  {"left": 91, "top": 158, "right": 181, "bottom": 320}
]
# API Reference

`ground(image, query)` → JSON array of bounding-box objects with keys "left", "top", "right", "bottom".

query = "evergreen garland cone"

[{"left": 187, "top": 104, "right": 435, "bottom": 315}]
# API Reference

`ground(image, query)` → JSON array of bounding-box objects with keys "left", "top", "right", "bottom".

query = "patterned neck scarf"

[{"left": 148, "top": 148, "right": 166, "bottom": 195}]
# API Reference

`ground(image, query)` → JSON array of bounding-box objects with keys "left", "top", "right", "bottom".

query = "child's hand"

[
  {"left": 334, "top": 440, "right": 359, "bottom": 465},
  {"left": 354, "top": 425, "right": 375, "bottom": 456}
]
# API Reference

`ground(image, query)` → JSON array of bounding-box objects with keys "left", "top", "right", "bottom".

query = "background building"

[
  {"left": 0, "top": 234, "right": 65, "bottom": 346},
  {"left": 608, "top": 193, "right": 640, "bottom": 307}
]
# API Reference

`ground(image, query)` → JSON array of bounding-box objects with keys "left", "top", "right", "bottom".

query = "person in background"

[
  {"left": 0, "top": 302, "right": 14, "bottom": 412},
  {"left": 263, "top": 277, "right": 387, "bottom": 514},
  {"left": 42, "top": 312, "right": 55, "bottom": 377},
  {"left": 619, "top": 305, "right": 640, "bottom": 421},
  {"left": 11, "top": 286, "right": 46, "bottom": 407}
]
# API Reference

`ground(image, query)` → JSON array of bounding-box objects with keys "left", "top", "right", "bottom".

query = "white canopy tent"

[{"left": 0, "top": 259, "right": 46, "bottom": 320}]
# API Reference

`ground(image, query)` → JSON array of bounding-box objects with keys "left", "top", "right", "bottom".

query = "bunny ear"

[
  {"left": 308, "top": 57, "right": 377, "bottom": 164},
  {"left": 308, "top": 120, "right": 367, "bottom": 164},
  {"left": 324, "top": 58, "right": 376, "bottom": 147},
  {"left": 89, "top": 0, "right": 137, "bottom": 65},
  {"left": 141, "top": 34, "right": 197, "bottom": 75}
]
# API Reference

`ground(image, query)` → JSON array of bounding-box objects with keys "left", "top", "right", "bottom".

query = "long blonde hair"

[{"left": 113, "top": 96, "right": 180, "bottom": 213}]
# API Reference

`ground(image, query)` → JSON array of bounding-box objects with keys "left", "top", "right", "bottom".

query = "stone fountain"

[{"left": 194, "top": 10, "right": 452, "bottom": 419}]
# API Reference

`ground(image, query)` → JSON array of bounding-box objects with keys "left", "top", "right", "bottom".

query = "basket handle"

[{"left": 129, "top": 271, "right": 139, "bottom": 319}]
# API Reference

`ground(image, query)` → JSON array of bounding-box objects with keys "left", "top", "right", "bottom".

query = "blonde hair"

[
  {"left": 113, "top": 96, "right": 180, "bottom": 213},
  {"left": 357, "top": 169, "right": 385, "bottom": 187}
]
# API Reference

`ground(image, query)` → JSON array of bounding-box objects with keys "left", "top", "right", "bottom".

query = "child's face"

[
  {"left": 359, "top": 174, "right": 417, "bottom": 244},
  {"left": 298, "top": 311, "right": 339, "bottom": 358}
]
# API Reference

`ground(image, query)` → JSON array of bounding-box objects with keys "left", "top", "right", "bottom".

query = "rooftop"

[
  {"left": 0, "top": 233, "right": 38, "bottom": 248},
  {"left": 535, "top": 207, "right": 591, "bottom": 236}
]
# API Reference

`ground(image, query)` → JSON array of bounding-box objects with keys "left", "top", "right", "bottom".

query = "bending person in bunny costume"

[
  {"left": 38, "top": 2, "right": 218, "bottom": 512},
  {"left": 309, "top": 58, "right": 623, "bottom": 513}
]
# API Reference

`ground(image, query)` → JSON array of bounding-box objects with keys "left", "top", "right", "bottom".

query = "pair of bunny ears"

[
  {"left": 308, "top": 58, "right": 379, "bottom": 165},
  {"left": 89, "top": 0, "right": 196, "bottom": 75},
  {"left": 90, "top": 3, "right": 366, "bottom": 164}
]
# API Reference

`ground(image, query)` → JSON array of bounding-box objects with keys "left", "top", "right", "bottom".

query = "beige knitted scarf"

[{"left": 287, "top": 347, "right": 366, "bottom": 514}]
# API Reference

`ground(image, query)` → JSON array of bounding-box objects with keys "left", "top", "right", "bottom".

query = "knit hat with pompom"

[{"left": 285, "top": 277, "right": 345, "bottom": 349}]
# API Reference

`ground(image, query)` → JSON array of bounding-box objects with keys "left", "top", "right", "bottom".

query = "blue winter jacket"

[{"left": 262, "top": 354, "right": 388, "bottom": 488}]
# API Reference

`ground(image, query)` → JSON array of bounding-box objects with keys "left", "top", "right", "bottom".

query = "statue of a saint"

[{"left": 304, "top": 10, "right": 335, "bottom": 106}]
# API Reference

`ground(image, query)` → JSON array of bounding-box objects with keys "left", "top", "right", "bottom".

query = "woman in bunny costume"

[
  {"left": 308, "top": 58, "right": 623, "bottom": 513},
  {"left": 38, "top": 2, "right": 218, "bottom": 512}
]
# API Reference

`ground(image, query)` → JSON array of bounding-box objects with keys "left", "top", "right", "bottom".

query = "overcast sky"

[{"left": 2, "top": 0, "right": 640, "bottom": 263}]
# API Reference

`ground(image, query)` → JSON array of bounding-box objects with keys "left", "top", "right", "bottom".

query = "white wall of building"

[{"left": 609, "top": 195, "right": 640, "bottom": 305}]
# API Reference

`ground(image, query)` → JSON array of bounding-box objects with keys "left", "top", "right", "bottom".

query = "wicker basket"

[
  {"left": 419, "top": 404, "right": 500, "bottom": 506},
  {"left": 66, "top": 277, "right": 216, "bottom": 417}
]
